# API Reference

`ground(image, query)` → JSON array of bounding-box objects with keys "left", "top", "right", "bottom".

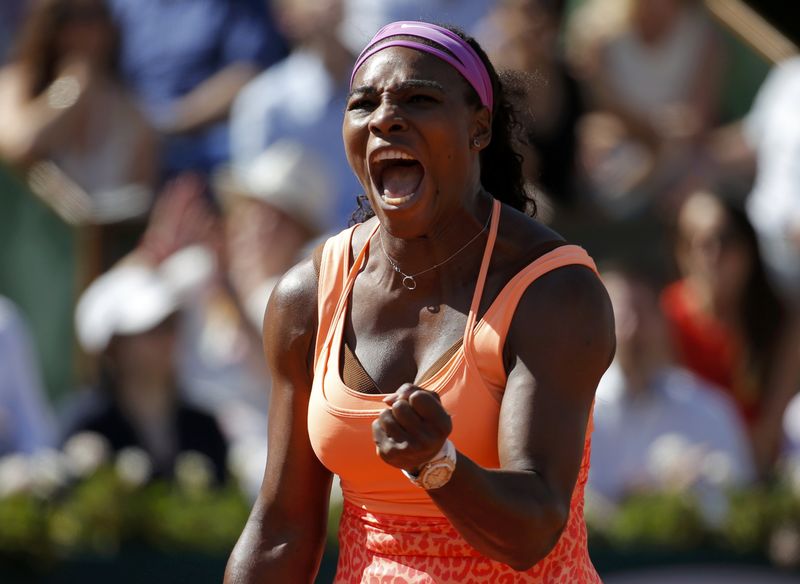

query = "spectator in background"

[
  {"left": 201, "top": 140, "right": 332, "bottom": 497},
  {"left": 476, "top": 0, "right": 586, "bottom": 214},
  {"left": 718, "top": 56, "right": 800, "bottom": 304},
  {"left": 68, "top": 256, "right": 229, "bottom": 484},
  {"left": 590, "top": 268, "right": 754, "bottom": 504},
  {"left": 662, "top": 190, "right": 800, "bottom": 476},
  {"left": 230, "top": 0, "right": 359, "bottom": 229},
  {"left": 126, "top": 142, "right": 333, "bottom": 497},
  {"left": 107, "top": 0, "right": 286, "bottom": 178},
  {"left": 0, "top": 296, "right": 55, "bottom": 456},
  {"left": 571, "top": 0, "right": 724, "bottom": 214},
  {"left": 215, "top": 140, "right": 334, "bottom": 331},
  {"left": 0, "top": 0, "right": 156, "bottom": 235}
]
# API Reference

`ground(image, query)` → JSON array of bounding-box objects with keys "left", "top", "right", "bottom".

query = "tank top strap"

[
  {"left": 462, "top": 198, "right": 502, "bottom": 373},
  {"left": 470, "top": 245, "right": 599, "bottom": 393},
  {"left": 314, "top": 222, "right": 379, "bottom": 369}
]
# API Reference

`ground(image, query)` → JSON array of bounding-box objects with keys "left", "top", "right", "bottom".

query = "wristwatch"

[{"left": 402, "top": 439, "right": 457, "bottom": 490}]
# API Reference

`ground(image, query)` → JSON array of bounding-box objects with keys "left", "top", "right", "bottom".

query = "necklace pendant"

[{"left": 402, "top": 275, "right": 417, "bottom": 290}]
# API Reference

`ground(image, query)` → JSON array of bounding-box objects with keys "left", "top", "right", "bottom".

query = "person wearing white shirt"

[
  {"left": 742, "top": 57, "right": 800, "bottom": 302},
  {"left": 589, "top": 269, "right": 754, "bottom": 503}
]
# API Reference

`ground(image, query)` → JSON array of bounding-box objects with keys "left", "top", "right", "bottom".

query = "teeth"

[
  {"left": 372, "top": 149, "right": 415, "bottom": 163},
  {"left": 382, "top": 192, "right": 415, "bottom": 205}
]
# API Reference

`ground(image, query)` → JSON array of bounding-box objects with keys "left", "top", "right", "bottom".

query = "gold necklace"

[{"left": 378, "top": 212, "right": 491, "bottom": 291}]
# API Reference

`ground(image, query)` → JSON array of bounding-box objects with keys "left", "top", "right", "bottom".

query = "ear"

[{"left": 470, "top": 106, "right": 492, "bottom": 151}]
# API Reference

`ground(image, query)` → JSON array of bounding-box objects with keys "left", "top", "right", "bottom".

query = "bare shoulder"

[
  {"left": 507, "top": 261, "right": 616, "bottom": 393},
  {"left": 262, "top": 255, "right": 320, "bottom": 372}
]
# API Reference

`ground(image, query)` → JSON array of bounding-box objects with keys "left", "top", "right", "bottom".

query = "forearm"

[
  {"left": 225, "top": 511, "right": 328, "bottom": 583},
  {"left": 427, "top": 453, "right": 567, "bottom": 571},
  {"left": 167, "top": 63, "right": 258, "bottom": 134}
]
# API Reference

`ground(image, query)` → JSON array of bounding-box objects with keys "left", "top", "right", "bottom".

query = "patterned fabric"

[{"left": 334, "top": 419, "right": 600, "bottom": 583}]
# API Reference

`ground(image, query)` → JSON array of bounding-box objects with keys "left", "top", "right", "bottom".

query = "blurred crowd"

[{"left": 1, "top": 0, "right": 799, "bottom": 520}]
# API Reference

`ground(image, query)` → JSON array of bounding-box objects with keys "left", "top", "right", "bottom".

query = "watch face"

[{"left": 420, "top": 460, "right": 455, "bottom": 489}]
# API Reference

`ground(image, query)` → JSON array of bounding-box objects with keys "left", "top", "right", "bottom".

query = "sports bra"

[{"left": 307, "top": 199, "right": 598, "bottom": 517}]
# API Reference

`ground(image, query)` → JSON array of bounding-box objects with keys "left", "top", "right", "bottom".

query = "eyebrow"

[{"left": 347, "top": 79, "right": 446, "bottom": 101}]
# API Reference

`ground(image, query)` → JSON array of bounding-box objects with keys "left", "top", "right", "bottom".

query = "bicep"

[
  {"left": 498, "top": 266, "right": 615, "bottom": 505},
  {"left": 258, "top": 261, "right": 332, "bottom": 527}
]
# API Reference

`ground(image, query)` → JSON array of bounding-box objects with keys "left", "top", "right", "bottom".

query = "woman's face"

[
  {"left": 343, "top": 46, "right": 489, "bottom": 238},
  {"left": 676, "top": 194, "right": 752, "bottom": 303}
]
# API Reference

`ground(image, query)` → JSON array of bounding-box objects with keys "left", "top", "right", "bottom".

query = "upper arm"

[
  {"left": 498, "top": 266, "right": 615, "bottom": 514},
  {"left": 256, "top": 256, "right": 332, "bottom": 531}
]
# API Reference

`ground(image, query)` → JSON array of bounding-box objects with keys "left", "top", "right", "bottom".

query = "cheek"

[{"left": 342, "top": 116, "right": 368, "bottom": 174}]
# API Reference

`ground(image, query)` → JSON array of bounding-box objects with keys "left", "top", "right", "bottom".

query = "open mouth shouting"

[{"left": 369, "top": 148, "right": 426, "bottom": 207}]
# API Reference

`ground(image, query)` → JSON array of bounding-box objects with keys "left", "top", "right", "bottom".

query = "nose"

[{"left": 368, "top": 98, "right": 408, "bottom": 136}]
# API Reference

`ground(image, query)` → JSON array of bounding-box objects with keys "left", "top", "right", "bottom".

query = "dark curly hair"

[{"left": 349, "top": 24, "right": 535, "bottom": 225}]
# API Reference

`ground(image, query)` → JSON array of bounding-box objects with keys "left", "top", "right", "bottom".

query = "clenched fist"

[{"left": 372, "top": 383, "right": 453, "bottom": 474}]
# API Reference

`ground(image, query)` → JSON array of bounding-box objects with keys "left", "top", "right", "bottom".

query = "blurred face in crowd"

[
  {"left": 603, "top": 270, "right": 667, "bottom": 383},
  {"left": 630, "top": 0, "right": 686, "bottom": 45},
  {"left": 676, "top": 192, "right": 753, "bottom": 309},
  {"left": 106, "top": 315, "right": 178, "bottom": 390},
  {"left": 54, "top": 0, "right": 115, "bottom": 64}
]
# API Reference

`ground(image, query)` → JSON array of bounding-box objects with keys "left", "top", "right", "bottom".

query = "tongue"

[{"left": 381, "top": 162, "right": 423, "bottom": 199}]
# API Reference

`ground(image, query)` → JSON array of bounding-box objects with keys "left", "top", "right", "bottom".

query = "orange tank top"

[{"left": 308, "top": 199, "right": 598, "bottom": 519}]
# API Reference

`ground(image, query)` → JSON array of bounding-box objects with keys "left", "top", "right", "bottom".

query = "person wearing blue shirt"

[
  {"left": 230, "top": 0, "right": 360, "bottom": 230},
  {"left": 108, "top": 0, "right": 287, "bottom": 177}
]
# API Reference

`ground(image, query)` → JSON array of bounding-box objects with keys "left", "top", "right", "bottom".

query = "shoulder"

[
  {"left": 506, "top": 248, "right": 615, "bottom": 380},
  {"left": 264, "top": 254, "right": 320, "bottom": 346},
  {"left": 512, "top": 261, "right": 614, "bottom": 336},
  {"left": 262, "top": 225, "right": 360, "bottom": 369}
]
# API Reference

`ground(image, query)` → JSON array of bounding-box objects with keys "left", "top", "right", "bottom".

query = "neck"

[{"left": 377, "top": 191, "right": 492, "bottom": 290}]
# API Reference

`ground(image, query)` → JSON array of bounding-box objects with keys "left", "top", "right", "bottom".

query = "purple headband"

[{"left": 350, "top": 21, "right": 494, "bottom": 111}]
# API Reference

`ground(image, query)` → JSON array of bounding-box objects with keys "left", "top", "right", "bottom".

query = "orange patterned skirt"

[{"left": 333, "top": 501, "right": 602, "bottom": 583}]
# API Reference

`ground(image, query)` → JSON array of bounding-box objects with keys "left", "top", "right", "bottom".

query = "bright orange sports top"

[{"left": 308, "top": 198, "right": 598, "bottom": 520}]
